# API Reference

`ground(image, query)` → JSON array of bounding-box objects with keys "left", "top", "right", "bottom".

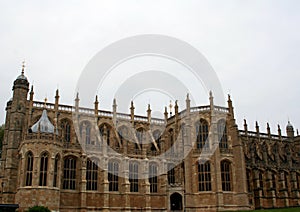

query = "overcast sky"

[{"left": 0, "top": 0, "right": 299, "bottom": 135}]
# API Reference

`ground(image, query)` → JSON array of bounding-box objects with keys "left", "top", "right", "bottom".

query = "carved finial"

[
  {"left": 131, "top": 100, "right": 134, "bottom": 108},
  {"left": 244, "top": 119, "right": 247, "bottom": 126},
  {"left": 148, "top": 104, "right": 151, "bottom": 110},
  {"left": 56, "top": 89, "right": 59, "bottom": 97},
  {"left": 169, "top": 100, "right": 173, "bottom": 111},
  {"left": 21, "top": 61, "right": 25, "bottom": 75},
  {"left": 209, "top": 90, "right": 213, "bottom": 98},
  {"left": 30, "top": 85, "right": 34, "bottom": 92},
  {"left": 297, "top": 129, "right": 299, "bottom": 136},
  {"left": 95, "top": 95, "right": 98, "bottom": 103},
  {"left": 267, "top": 122, "right": 271, "bottom": 135},
  {"left": 186, "top": 93, "right": 190, "bottom": 100},
  {"left": 228, "top": 94, "right": 231, "bottom": 101},
  {"left": 76, "top": 92, "right": 79, "bottom": 100},
  {"left": 44, "top": 97, "right": 47, "bottom": 108}
]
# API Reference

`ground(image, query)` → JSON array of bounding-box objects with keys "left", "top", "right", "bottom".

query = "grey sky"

[{"left": 0, "top": 0, "right": 299, "bottom": 135}]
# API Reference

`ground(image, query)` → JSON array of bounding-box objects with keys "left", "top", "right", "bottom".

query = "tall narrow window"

[
  {"left": 61, "top": 120, "right": 71, "bottom": 143},
  {"left": 86, "top": 159, "right": 98, "bottom": 190},
  {"left": 259, "top": 171, "right": 264, "bottom": 196},
  {"left": 100, "top": 125, "right": 111, "bottom": 146},
  {"left": 153, "top": 130, "right": 161, "bottom": 150},
  {"left": 136, "top": 128, "right": 144, "bottom": 149},
  {"left": 221, "top": 160, "right": 231, "bottom": 191},
  {"left": 168, "top": 164, "right": 175, "bottom": 185},
  {"left": 271, "top": 172, "right": 276, "bottom": 190},
  {"left": 63, "top": 157, "right": 76, "bottom": 190},
  {"left": 246, "top": 169, "right": 252, "bottom": 192},
  {"left": 196, "top": 119, "right": 209, "bottom": 149},
  {"left": 284, "top": 172, "right": 289, "bottom": 191},
  {"left": 149, "top": 163, "right": 158, "bottom": 193},
  {"left": 218, "top": 119, "right": 228, "bottom": 149},
  {"left": 169, "top": 129, "right": 174, "bottom": 153},
  {"left": 198, "top": 161, "right": 212, "bottom": 191},
  {"left": 53, "top": 154, "right": 60, "bottom": 187},
  {"left": 86, "top": 124, "right": 91, "bottom": 145},
  {"left": 129, "top": 162, "right": 139, "bottom": 192},
  {"left": 39, "top": 152, "right": 48, "bottom": 186},
  {"left": 297, "top": 173, "right": 300, "bottom": 189},
  {"left": 25, "top": 152, "right": 34, "bottom": 186},
  {"left": 108, "top": 161, "right": 119, "bottom": 191}
]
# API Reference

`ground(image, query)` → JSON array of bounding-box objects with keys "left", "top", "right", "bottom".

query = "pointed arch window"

[
  {"left": 196, "top": 119, "right": 209, "bottom": 149},
  {"left": 136, "top": 128, "right": 144, "bottom": 149},
  {"left": 86, "top": 159, "right": 98, "bottom": 191},
  {"left": 169, "top": 129, "right": 174, "bottom": 153},
  {"left": 246, "top": 169, "right": 252, "bottom": 192},
  {"left": 221, "top": 160, "right": 232, "bottom": 191},
  {"left": 108, "top": 161, "right": 119, "bottom": 191},
  {"left": 61, "top": 120, "right": 71, "bottom": 143},
  {"left": 129, "top": 162, "right": 139, "bottom": 192},
  {"left": 283, "top": 172, "right": 289, "bottom": 191},
  {"left": 63, "top": 157, "right": 76, "bottom": 190},
  {"left": 39, "top": 152, "right": 48, "bottom": 186},
  {"left": 86, "top": 124, "right": 91, "bottom": 145},
  {"left": 53, "top": 154, "right": 60, "bottom": 187},
  {"left": 198, "top": 161, "right": 212, "bottom": 191},
  {"left": 25, "top": 152, "right": 34, "bottom": 186},
  {"left": 297, "top": 173, "right": 300, "bottom": 189},
  {"left": 149, "top": 163, "right": 158, "bottom": 193},
  {"left": 80, "top": 122, "right": 91, "bottom": 145},
  {"left": 218, "top": 119, "right": 228, "bottom": 149},
  {"left": 153, "top": 130, "right": 161, "bottom": 151},
  {"left": 167, "top": 164, "right": 175, "bottom": 185},
  {"left": 259, "top": 171, "right": 264, "bottom": 196},
  {"left": 99, "top": 124, "right": 110, "bottom": 146},
  {"left": 271, "top": 172, "right": 276, "bottom": 190}
]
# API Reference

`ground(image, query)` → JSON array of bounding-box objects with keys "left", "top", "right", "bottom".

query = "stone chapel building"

[{"left": 0, "top": 68, "right": 299, "bottom": 211}]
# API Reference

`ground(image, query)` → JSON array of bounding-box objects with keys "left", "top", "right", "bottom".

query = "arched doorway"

[{"left": 170, "top": 192, "right": 183, "bottom": 211}]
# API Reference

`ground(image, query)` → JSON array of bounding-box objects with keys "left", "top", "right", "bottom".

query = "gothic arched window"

[
  {"left": 63, "top": 157, "right": 76, "bottom": 190},
  {"left": 108, "top": 161, "right": 119, "bottom": 191},
  {"left": 153, "top": 130, "right": 161, "bottom": 151},
  {"left": 198, "top": 161, "right": 212, "bottom": 191},
  {"left": 149, "top": 163, "right": 158, "bottom": 193},
  {"left": 246, "top": 169, "right": 252, "bottom": 192},
  {"left": 39, "top": 152, "right": 49, "bottom": 186},
  {"left": 53, "top": 154, "right": 60, "bottom": 187},
  {"left": 129, "top": 162, "right": 139, "bottom": 192},
  {"left": 86, "top": 159, "right": 98, "bottom": 191},
  {"left": 99, "top": 124, "right": 111, "bottom": 146},
  {"left": 25, "top": 152, "right": 34, "bottom": 186},
  {"left": 136, "top": 128, "right": 144, "bottom": 149},
  {"left": 61, "top": 119, "right": 71, "bottom": 143},
  {"left": 271, "top": 171, "right": 276, "bottom": 191},
  {"left": 218, "top": 119, "right": 228, "bottom": 149},
  {"left": 169, "top": 129, "right": 174, "bottom": 153},
  {"left": 259, "top": 171, "right": 264, "bottom": 196},
  {"left": 167, "top": 164, "right": 175, "bottom": 185},
  {"left": 80, "top": 121, "right": 91, "bottom": 145},
  {"left": 221, "top": 160, "right": 232, "bottom": 191},
  {"left": 196, "top": 119, "right": 209, "bottom": 149}
]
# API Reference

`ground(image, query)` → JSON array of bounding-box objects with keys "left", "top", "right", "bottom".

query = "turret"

[
  {"left": 286, "top": 121, "right": 294, "bottom": 138},
  {"left": 1, "top": 63, "right": 30, "bottom": 203}
]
